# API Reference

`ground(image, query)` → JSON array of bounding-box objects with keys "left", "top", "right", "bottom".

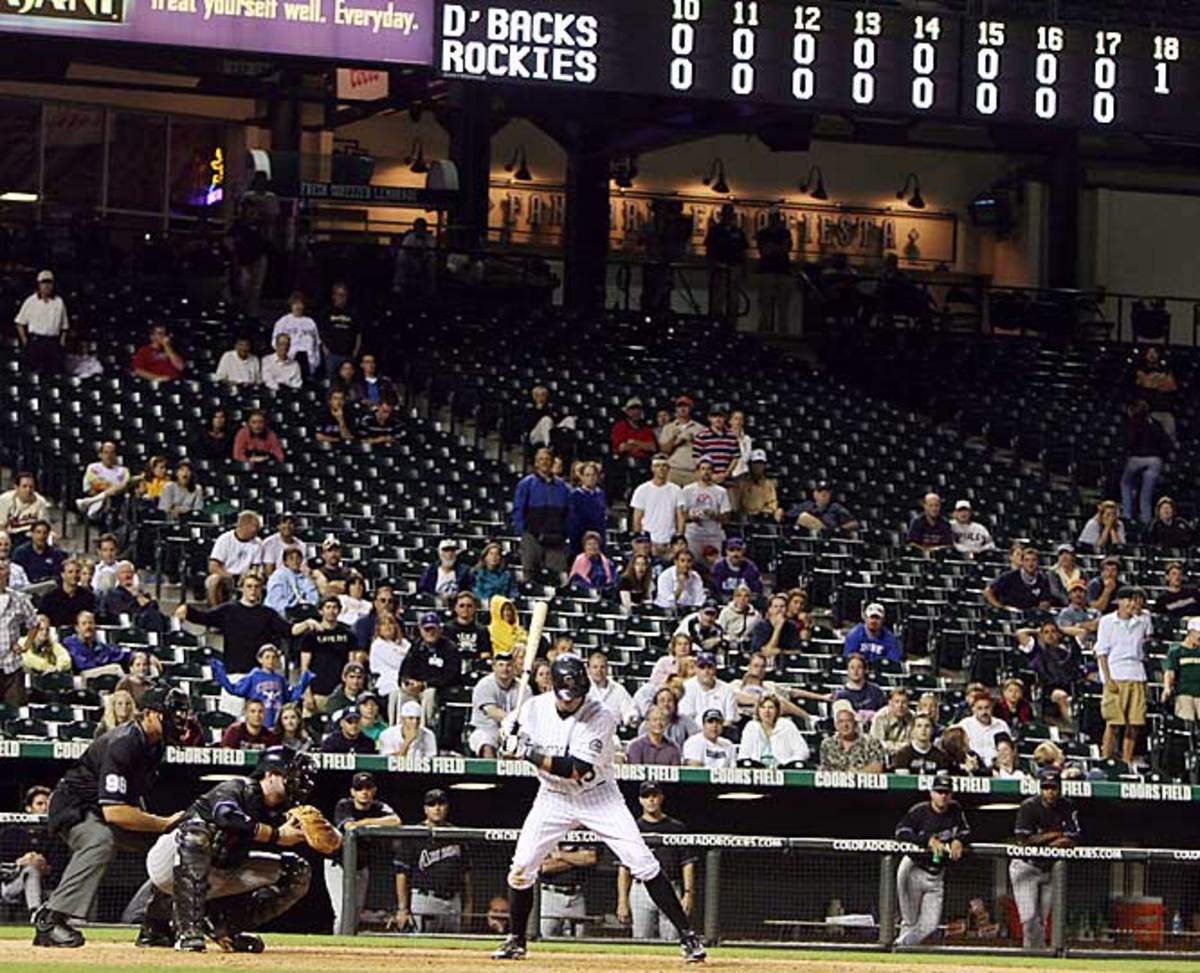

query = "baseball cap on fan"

[
  {"left": 864, "top": 602, "right": 886, "bottom": 620},
  {"left": 36, "top": 269, "right": 54, "bottom": 283},
  {"left": 954, "top": 499, "right": 972, "bottom": 511}
]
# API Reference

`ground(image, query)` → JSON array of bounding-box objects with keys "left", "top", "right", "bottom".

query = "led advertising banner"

[{"left": 0, "top": 0, "right": 434, "bottom": 65}]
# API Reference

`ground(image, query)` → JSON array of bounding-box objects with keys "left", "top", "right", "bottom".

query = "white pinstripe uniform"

[{"left": 505, "top": 694, "right": 661, "bottom": 890}]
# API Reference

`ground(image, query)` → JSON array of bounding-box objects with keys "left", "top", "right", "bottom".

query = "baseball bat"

[{"left": 508, "top": 599, "right": 549, "bottom": 734}]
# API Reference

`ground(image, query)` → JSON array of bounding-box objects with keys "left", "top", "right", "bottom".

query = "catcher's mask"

[
  {"left": 140, "top": 683, "right": 191, "bottom": 745},
  {"left": 254, "top": 746, "right": 317, "bottom": 805}
]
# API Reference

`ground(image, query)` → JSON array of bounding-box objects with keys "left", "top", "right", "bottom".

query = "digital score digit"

[
  {"left": 791, "top": 4, "right": 820, "bottom": 102},
  {"left": 730, "top": 0, "right": 757, "bottom": 95},
  {"left": 851, "top": 9, "right": 880, "bottom": 105},
  {"left": 910, "top": 14, "right": 940, "bottom": 111},
  {"left": 1092, "top": 28, "right": 1121, "bottom": 124},
  {"left": 669, "top": 0, "right": 698, "bottom": 92},
  {"left": 973, "top": 19, "right": 1005, "bottom": 116}
]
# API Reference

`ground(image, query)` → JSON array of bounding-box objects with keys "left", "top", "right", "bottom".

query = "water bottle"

[{"left": 1173, "top": 910, "right": 1183, "bottom": 936}]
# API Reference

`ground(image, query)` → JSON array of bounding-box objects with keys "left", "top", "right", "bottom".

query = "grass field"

[{"left": 0, "top": 927, "right": 1198, "bottom": 973}]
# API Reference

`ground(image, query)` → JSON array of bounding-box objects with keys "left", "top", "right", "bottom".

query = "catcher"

[{"left": 139, "top": 746, "right": 341, "bottom": 952}]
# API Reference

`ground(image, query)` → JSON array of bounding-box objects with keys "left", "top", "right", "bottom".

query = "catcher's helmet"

[
  {"left": 255, "top": 746, "right": 316, "bottom": 804},
  {"left": 550, "top": 654, "right": 589, "bottom": 702},
  {"left": 140, "top": 683, "right": 191, "bottom": 745}
]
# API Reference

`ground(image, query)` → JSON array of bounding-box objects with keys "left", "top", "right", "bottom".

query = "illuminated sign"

[{"left": 0, "top": 0, "right": 432, "bottom": 65}]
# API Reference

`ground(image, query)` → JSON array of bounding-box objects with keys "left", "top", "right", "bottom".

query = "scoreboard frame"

[{"left": 435, "top": 0, "right": 1200, "bottom": 136}]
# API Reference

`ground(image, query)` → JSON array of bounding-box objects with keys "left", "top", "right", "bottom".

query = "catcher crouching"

[{"left": 139, "top": 746, "right": 341, "bottom": 952}]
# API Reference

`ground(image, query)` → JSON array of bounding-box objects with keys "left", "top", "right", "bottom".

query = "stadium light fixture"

[
  {"left": 799, "top": 165, "right": 828, "bottom": 201},
  {"left": 977, "top": 802, "right": 1022, "bottom": 811},
  {"left": 505, "top": 145, "right": 533, "bottom": 182},
  {"left": 611, "top": 154, "right": 638, "bottom": 189},
  {"left": 702, "top": 158, "right": 730, "bottom": 195},
  {"left": 449, "top": 781, "right": 499, "bottom": 791},
  {"left": 404, "top": 139, "right": 429, "bottom": 174},
  {"left": 896, "top": 172, "right": 925, "bottom": 209},
  {"left": 0, "top": 191, "right": 38, "bottom": 202},
  {"left": 716, "top": 791, "right": 766, "bottom": 801}
]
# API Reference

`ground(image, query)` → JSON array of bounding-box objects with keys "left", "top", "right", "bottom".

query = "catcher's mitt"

[{"left": 287, "top": 804, "right": 342, "bottom": 855}]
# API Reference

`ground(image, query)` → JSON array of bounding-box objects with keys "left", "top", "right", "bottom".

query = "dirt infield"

[{"left": 0, "top": 938, "right": 1173, "bottom": 973}]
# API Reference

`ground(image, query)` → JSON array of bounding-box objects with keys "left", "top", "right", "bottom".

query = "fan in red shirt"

[
  {"left": 131, "top": 324, "right": 186, "bottom": 382},
  {"left": 994, "top": 677, "right": 1035, "bottom": 727},
  {"left": 611, "top": 396, "right": 658, "bottom": 460}
]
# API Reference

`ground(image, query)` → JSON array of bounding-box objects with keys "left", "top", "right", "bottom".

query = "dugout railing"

[{"left": 342, "top": 825, "right": 1200, "bottom": 959}]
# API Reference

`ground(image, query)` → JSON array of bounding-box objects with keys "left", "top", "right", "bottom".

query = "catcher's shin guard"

[{"left": 172, "top": 819, "right": 213, "bottom": 949}]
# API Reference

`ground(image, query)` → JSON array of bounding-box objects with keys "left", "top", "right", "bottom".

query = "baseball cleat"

[
  {"left": 135, "top": 925, "right": 174, "bottom": 948},
  {"left": 680, "top": 931, "right": 707, "bottom": 963},
  {"left": 491, "top": 935, "right": 528, "bottom": 960},
  {"left": 31, "top": 907, "right": 84, "bottom": 948}
]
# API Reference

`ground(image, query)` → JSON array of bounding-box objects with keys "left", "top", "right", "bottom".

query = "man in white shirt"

[
  {"left": 261, "top": 333, "right": 303, "bottom": 391},
  {"left": 677, "top": 457, "right": 730, "bottom": 560},
  {"left": 630, "top": 455, "right": 682, "bottom": 557},
  {"left": 950, "top": 499, "right": 996, "bottom": 555},
  {"left": 0, "top": 531, "right": 30, "bottom": 589},
  {"left": 1095, "top": 586, "right": 1151, "bottom": 765},
  {"left": 15, "top": 269, "right": 68, "bottom": 375},
  {"left": 586, "top": 650, "right": 637, "bottom": 725},
  {"left": 954, "top": 693, "right": 1011, "bottom": 765},
  {"left": 215, "top": 335, "right": 262, "bottom": 385},
  {"left": 679, "top": 652, "right": 738, "bottom": 725},
  {"left": 271, "top": 292, "right": 321, "bottom": 376},
  {"left": 379, "top": 699, "right": 438, "bottom": 761},
  {"left": 682, "top": 710, "right": 737, "bottom": 768},
  {"left": 655, "top": 549, "right": 706, "bottom": 611},
  {"left": 77, "top": 441, "right": 130, "bottom": 522},
  {"left": 0, "top": 472, "right": 50, "bottom": 538},
  {"left": 206, "top": 510, "right": 264, "bottom": 606},
  {"left": 259, "top": 513, "right": 306, "bottom": 575}
]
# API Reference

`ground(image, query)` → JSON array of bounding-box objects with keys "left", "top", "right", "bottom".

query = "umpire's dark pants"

[{"left": 46, "top": 811, "right": 155, "bottom": 919}]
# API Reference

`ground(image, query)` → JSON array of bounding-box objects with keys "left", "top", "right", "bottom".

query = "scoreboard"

[{"left": 435, "top": 0, "right": 1200, "bottom": 135}]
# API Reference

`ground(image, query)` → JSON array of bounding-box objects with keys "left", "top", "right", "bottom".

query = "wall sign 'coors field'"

[
  {"left": 435, "top": 0, "right": 1200, "bottom": 135},
  {"left": 0, "top": 0, "right": 433, "bottom": 64}
]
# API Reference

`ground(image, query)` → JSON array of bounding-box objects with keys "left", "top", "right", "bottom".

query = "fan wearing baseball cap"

[
  {"left": 791, "top": 482, "right": 859, "bottom": 536},
  {"left": 1095, "top": 585, "right": 1151, "bottom": 764},
  {"left": 681, "top": 709, "right": 737, "bottom": 768},
  {"left": 692, "top": 406, "right": 739, "bottom": 483},
  {"left": 325, "top": 772, "right": 400, "bottom": 932},
  {"left": 678, "top": 651, "right": 738, "bottom": 725},
  {"left": 950, "top": 499, "right": 996, "bottom": 555},
  {"left": 398, "top": 611, "right": 463, "bottom": 730},
  {"left": 611, "top": 396, "right": 658, "bottom": 462},
  {"left": 378, "top": 700, "right": 438, "bottom": 761},
  {"left": 657, "top": 396, "right": 705, "bottom": 486},
  {"left": 843, "top": 602, "right": 901, "bottom": 663},
  {"left": 15, "top": 268, "right": 68, "bottom": 376},
  {"left": 395, "top": 789, "right": 473, "bottom": 933},
  {"left": 732, "top": 448, "right": 785, "bottom": 523},
  {"left": 631, "top": 457, "right": 683, "bottom": 555}
]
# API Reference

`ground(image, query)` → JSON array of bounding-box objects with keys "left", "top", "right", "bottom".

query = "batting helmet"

[
  {"left": 140, "top": 683, "right": 191, "bottom": 745},
  {"left": 550, "top": 654, "right": 588, "bottom": 702}
]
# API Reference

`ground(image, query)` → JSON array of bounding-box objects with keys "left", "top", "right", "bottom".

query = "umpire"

[
  {"left": 893, "top": 769, "right": 970, "bottom": 947},
  {"left": 1009, "top": 767, "right": 1080, "bottom": 950},
  {"left": 394, "top": 788, "right": 473, "bottom": 933},
  {"left": 34, "top": 684, "right": 190, "bottom": 947}
]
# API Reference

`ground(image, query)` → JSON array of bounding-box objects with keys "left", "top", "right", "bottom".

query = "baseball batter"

[
  {"left": 1009, "top": 768, "right": 1080, "bottom": 950},
  {"left": 892, "top": 770, "right": 970, "bottom": 947},
  {"left": 493, "top": 655, "right": 705, "bottom": 963}
]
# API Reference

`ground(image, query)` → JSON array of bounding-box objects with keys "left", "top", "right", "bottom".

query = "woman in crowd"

[
  {"left": 488, "top": 596, "right": 528, "bottom": 658},
  {"left": 159, "top": 459, "right": 205, "bottom": 519},
  {"left": 718, "top": 583, "right": 761, "bottom": 650},
  {"left": 20, "top": 614, "right": 71, "bottom": 673},
  {"left": 95, "top": 689, "right": 137, "bottom": 738},
  {"left": 1047, "top": 543, "right": 1084, "bottom": 604},
  {"left": 271, "top": 291, "right": 322, "bottom": 377},
  {"left": 939, "top": 726, "right": 989, "bottom": 777},
  {"left": 1077, "top": 499, "right": 1126, "bottom": 553},
  {"left": 737, "top": 695, "right": 810, "bottom": 768},
  {"left": 783, "top": 587, "right": 813, "bottom": 641},
  {"left": 618, "top": 554, "right": 655, "bottom": 610},
  {"left": 115, "top": 650, "right": 163, "bottom": 705},
  {"left": 727, "top": 409, "right": 753, "bottom": 479},
  {"left": 338, "top": 573, "right": 373, "bottom": 628},
  {"left": 276, "top": 702, "right": 314, "bottom": 752},
  {"left": 473, "top": 542, "right": 518, "bottom": 607},
  {"left": 567, "top": 531, "right": 617, "bottom": 596},
  {"left": 531, "top": 658, "right": 553, "bottom": 696},
  {"left": 991, "top": 734, "right": 1026, "bottom": 779},
  {"left": 369, "top": 613, "right": 410, "bottom": 706},
  {"left": 194, "top": 407, "right": 234, "bottom": 460},
  {"left": 135, "top": 455, "right": 169, "bottom": 510}
]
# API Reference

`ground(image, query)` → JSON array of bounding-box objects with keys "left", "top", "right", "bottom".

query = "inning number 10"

[{"left": 669, "top": 0, "right": 699, "bottom": 92}]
